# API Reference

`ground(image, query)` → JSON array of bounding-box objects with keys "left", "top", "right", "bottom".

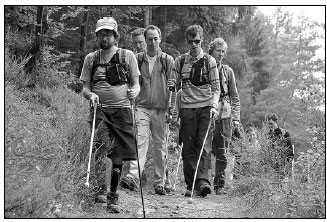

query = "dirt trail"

[{"left": 58, "top": 186, "right": 247, "bottom": 218}]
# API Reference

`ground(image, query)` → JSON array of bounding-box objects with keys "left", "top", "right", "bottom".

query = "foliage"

[
  {"left": 5, "top": 50, "right": 92, "bottom": 217},
  {"left": 230, "top": 116, "right": 325, "bottom": 218}
]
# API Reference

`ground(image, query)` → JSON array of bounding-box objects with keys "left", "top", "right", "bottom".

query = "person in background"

[
  {"left": 168, "top": 25, "right": 220, "bottom": 197},
  {"left": 208, "top": 38, "right": 241, "bottom": 195},
  {"left": 131, "top": 28, "right": 147, "bottom": 54},
  {"left": 80, "top": 17, "right": 140, "bottom": 213},
  {"left": 266, "top": 113, "right": 294, "bottom": 179}
]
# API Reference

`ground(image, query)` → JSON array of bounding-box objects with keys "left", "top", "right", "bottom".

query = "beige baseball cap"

[{"left": 95, "top": 17, "right": 118, "bottom": 33}]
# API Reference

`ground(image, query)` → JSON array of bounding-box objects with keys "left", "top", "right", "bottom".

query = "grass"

[{"left": 229, "top": 123, "right": 325, "bottom": 218}]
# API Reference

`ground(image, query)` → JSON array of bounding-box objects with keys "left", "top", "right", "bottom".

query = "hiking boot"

[
  {"left": 214, "top": 187, "right": 227, "bottom": 195},
  {"left": 184, "top": 189, "right": 192, "bottom": 197},
  {"left": 196, "top": 183, "right": 211, "bottom": 197},
  {"left": 154, "top": 185, "right": 166, "bottom": 195},
  {"left": 95, "top": 184, "right": 107, "bottom": 203},
  {"left": 164, "top": 184, "right": 175, "bottom": 193},
  {"left": 120, "top": 176, "right": 138, "bottom": 191},
  {"left": 95, "top": 194, "right": 107, "bottom": 203},
  {"left": 107, "top": 192, "right": 121, "bottom": 213}
]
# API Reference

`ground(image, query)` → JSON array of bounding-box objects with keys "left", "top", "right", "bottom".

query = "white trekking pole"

[
  {"left": 85, "top": 102, "right": 98, "bottom": 187},
  {"left": 173, "top": 142, "right": 183, "bottom": 190},
  {"left": 190, "top": 117, "right": 213, "bottom": 200},
  {"left": 162, "top": 90, "right": 173, "bottom": 186}
]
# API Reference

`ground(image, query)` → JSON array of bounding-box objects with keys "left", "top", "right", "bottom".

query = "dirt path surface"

[{"left": 58, "top": 186, "right": 247, "bottom": 218}]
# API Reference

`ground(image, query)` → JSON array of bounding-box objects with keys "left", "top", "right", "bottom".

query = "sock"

[{"left": 110, "top": 164, "right": 123, "bottom": 193}]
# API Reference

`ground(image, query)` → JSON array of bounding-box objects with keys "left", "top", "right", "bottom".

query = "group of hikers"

[{"left": 80, "top": 17, "right": 294, "bottom": 214}]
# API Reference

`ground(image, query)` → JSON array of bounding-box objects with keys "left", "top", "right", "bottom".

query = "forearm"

[
  {"left": 229, "top": 70, "right": 240, "bottom": 121},
  {"left": 130, "top": 76, "right": 140, "bottom": 98},
  {"left": 212, "top": 90, "right": 220, "bottom": 107},
  {"left": 82, "top": 82, "right": 95, "bottom": 101}
]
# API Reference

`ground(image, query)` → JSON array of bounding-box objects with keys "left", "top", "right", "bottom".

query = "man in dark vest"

[
  {"left": 168, "top": 25, "right": 220, "bottom": 197},
  {"left": 80, "top": 17, "right": 140, "bottom": 213}
]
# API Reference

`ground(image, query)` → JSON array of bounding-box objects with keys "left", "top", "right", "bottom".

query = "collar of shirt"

[
  {"left": 185, "top": 49, "right": 204, "bottom": 64},
  {"left": 143, "top": 47, "right": 163, "bottom": 62}
]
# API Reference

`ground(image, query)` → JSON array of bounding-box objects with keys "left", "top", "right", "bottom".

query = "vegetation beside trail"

[{"left": 4, "top": 6, "right": 325, "bottom": 218}]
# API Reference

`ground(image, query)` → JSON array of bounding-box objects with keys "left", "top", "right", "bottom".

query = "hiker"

[
  {"left": 131, "top": 27, "right": 147, "bottom": 53},
  {"left": 167, "top": 25, "right": 220, "bottom": 197},
  {"left": 80, "top": 17, "right": 140, "bottom": 213},
  {"left": 208, "top": 38, "right": 241, "bottom": 195},
  {"left": 119, "top": 25, "right": 175, "bottom": 195},
  {"left": 266, "top": 113, "right": 294, "bottom": 179}
]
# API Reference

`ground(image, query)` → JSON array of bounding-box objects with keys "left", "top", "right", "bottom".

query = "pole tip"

[{"left": 187, "top": 198, "right": 194, "bottom": 204}]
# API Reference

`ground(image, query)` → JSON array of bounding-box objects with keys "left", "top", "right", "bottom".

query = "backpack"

[
  {"left": 90, "top": 48, "right": 129, "bottom": 86},
  {"left": 179, "top": 53, "right": 211, "bottom": 86}
]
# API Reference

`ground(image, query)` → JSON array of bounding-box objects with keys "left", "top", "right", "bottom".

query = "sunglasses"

[{"left": 187, "top": 39, "right": 201, "bottom": 45}]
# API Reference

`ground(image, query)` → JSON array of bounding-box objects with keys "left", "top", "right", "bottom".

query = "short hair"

[
  {"left": 266, "top": 113, "right": 278, "bottom": 122},
  {"left": 185, "top": 25, "right": 203, "bottom": 40},
  {"left": 209, "top": 38, "right": 228, "bottom": 55},
  {"left": 131, "top": 28, "right": 145, "bottom": 38},
  {"left": 144, "top": 25, "right": 161, "bottom": 39}
]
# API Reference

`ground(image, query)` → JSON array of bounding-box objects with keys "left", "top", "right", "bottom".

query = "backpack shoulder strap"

[
  {"left": 91, "top": 50, "right": 101, "bottom": 83},
  {"left": 119, "top": 48, "right": 127, "bottom": 68},
  {"left": 137, "top": 52, "right": 144, "bottom": 71},
  {"left": 179, "top": 54, "right": 186, "bottom": 73},
  {"left": 219, "top": 64, "right": 229, "bottom": 98},
  {"left": 160, "top": 52, "right": 168, "bottom": 77}
]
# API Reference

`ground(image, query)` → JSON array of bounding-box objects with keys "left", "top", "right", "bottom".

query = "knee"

[
  {"left": 112, "top": 164, "right": 123, "bottom": 175},
  {"left": 112, "top": 167, "right": 121, "bottom": 174}
]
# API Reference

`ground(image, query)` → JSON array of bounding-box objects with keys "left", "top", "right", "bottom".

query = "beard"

[{"left": 99, "top": 42, "right": 114, "bottom": 50}]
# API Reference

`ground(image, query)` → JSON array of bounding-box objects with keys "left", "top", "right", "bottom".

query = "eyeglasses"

[{"left": 187, "top": 39, "right": 201, "bottom": 45}]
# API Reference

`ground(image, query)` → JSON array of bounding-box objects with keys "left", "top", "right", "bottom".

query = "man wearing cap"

[{"left": 80, "top": 17, "right": 140, "bottom": 213}]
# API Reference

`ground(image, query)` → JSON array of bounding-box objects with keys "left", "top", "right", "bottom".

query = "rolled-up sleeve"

[
  {"left": 228, "top": 68, "right": 241, "bottom": 121},
  {"left": 170, "top": 56, "right": 182, "bottom": 90},
  {"left": 208, "top": 57, "right": 220, "bottom": 94}
]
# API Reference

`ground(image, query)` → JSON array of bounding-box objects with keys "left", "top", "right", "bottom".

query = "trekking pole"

[
  {"left": 190, "top": 117, "right": 213, "bottom": 199},
  {"left": 291, "top": 144, "right": 295, "bottom": 181},
  {"left": 173, "top": 142, "right": 183, "bottom": 190},
  {"left": 162, "top": 90, "right": 173, "bottom": 186},
  {"left": 85, "top": 102, "right": 98, "bottom": 187},
  {"left": 130, "top": 98, "right": 146, "bottom": 218}
]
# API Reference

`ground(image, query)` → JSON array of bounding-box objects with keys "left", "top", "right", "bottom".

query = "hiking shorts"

[{"left": 88, "top": 106, "right": 137, "bottom": 162}]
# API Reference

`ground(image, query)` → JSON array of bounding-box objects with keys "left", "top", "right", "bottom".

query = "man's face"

[
  {"left": 132, "top": 34, "right": 146, "bottom": 53},
  {"left": 211, "top": 45, "right": 226, "bottom": 64},
  {"left": 145, "top": 29, "right": 161, "bottom": 52},
  {"left": 186, "top": 33, "right": 202, "bottom": 56},
  {"left": 97, "top": 29, "right": 115, "bottom": 50},
  {"left": 268, "top": 119, "right": 278, "bottom": 130}
]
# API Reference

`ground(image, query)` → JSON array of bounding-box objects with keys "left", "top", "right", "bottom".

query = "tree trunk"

[
  {"left": 161, "top": 6, "right": 168, "bottom": 42},
  {"left": 78, "top": 6, "right": 89, "bottom": 77},
  {"left": 24, "top": 6, "right": 47, "bottom": 78},
  {"left": 144, "top": 7, "right": 150, "bottom": 27}
]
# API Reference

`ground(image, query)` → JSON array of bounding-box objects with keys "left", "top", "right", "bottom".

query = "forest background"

[{"left": 4, "top": 5, "right": 325, "bottom": 218}]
